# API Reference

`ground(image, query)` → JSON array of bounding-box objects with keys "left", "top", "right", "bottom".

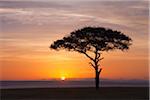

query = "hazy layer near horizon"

[{"left": 1, "top": 79, "right": 149, "bottom": 89}]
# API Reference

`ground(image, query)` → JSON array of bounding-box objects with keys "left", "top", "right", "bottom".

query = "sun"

[{"left": 61, "top": 76, "right": 66, "bottom": 81}]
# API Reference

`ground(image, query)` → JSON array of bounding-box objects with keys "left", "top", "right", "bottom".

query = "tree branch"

[
  {"left": 94, "top": 48, "right": 102, "bottom": 63},
  {"left": 73, "top": 48, "right": 94, "bottom": 61},
  {"left": 89, "top": 62, "right": 96, "bottom": 70},
  {"left": 97, "top": 53, "right": 101, "bottom": 59},
  {"left": 94, "top": 48, "right": 98, "bottom": 60},
  {"left": 99, "top": 57, "right": 104, "bottom": 61},
  {"left": 96, "top": 57, "right": 104, "bottom": 64},
  {"left": 98, "top": 68, "right": 102, "bottom": 74},
  {"left": 82, "top": 52, "right": 94, "bottom": 61}
]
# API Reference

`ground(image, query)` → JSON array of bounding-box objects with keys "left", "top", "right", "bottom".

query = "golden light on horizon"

[{"left": 61, "top": 76, "right": 66, "bottom": 81}]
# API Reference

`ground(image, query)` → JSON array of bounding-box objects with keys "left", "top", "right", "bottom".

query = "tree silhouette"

[{"left": 50, "top": 26, "right": 132, "bottom": 89}]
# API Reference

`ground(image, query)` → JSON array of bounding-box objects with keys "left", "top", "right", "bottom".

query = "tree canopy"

[{"left": 50, "top": 27, "right": 132, "bottom": 54}]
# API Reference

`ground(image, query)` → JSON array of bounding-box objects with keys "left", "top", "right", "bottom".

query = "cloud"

[
  {"left": 0, "top": 0, "right": 149, "bottom": 62},
  {"left": 0, "top": 0, "right": 148, "bottom": 31}
]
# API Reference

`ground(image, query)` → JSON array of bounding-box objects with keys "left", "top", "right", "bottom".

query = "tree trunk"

[{"left": 95, "top": 70, "right": 100, "bottom": 90}]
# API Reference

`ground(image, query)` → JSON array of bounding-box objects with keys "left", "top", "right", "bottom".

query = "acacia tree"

[{"left": 50, "top": 27, "right": 132, "bottom": 89}]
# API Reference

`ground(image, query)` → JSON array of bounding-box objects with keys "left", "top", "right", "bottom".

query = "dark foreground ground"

[{"left": 1, "top": 87, "right": 149, "bottom": 100}]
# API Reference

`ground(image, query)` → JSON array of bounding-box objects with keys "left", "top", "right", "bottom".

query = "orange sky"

[{"left": 0, "top": 0, "right": 149, "bottom": 80}]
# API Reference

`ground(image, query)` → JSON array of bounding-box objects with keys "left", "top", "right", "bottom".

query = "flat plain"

[{"left": 1, "top": 87, "right": 149, "bottom": 100}]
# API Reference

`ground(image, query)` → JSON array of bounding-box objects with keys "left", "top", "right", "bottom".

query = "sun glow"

[{"left": 61, "top": 76, "right": 65, "bottom": 81}]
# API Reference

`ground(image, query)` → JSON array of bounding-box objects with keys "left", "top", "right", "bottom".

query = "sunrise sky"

[{"left": 0, "top": 0, "right": 149, "bottom": 80}]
